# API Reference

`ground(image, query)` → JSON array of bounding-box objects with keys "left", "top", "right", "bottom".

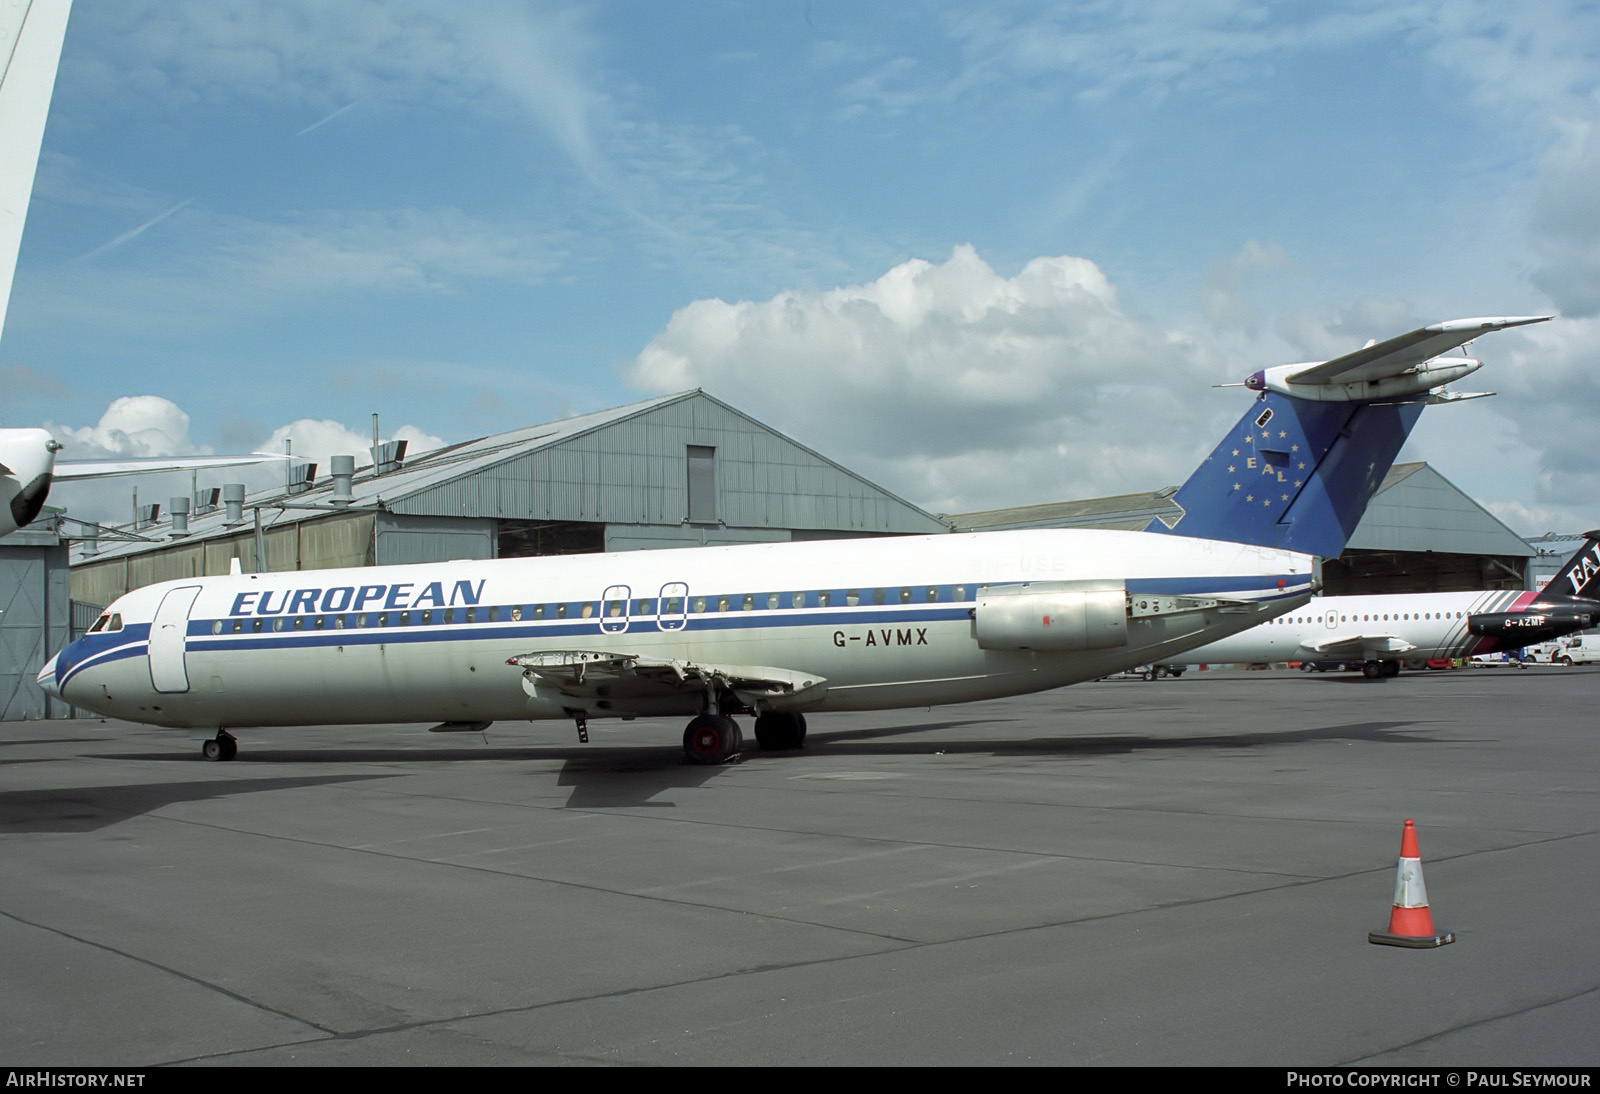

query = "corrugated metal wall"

[
  {"left": 1, "top": 535, "right": 71, "bottom": 720},
  {"left": 1348, "top": 465, "right": 1532, "bottom": 557},
  {"left": 71, "top": 511, "right": 376, "bottom": 603},
  {"left": 375, "top": 514, "right": 496, "bottom": 564}
]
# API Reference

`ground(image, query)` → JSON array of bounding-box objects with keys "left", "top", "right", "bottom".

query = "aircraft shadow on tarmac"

[
  {"left": 7, "top": 717, "right": 1448, "bottom": 818},
  {"left": 0, "top": 774, "right": 393, "bottom": 834}
]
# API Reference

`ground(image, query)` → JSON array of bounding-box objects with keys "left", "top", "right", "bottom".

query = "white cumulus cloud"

[{"left": 627, "top": 244, "right": 1227, "bottom": 513}]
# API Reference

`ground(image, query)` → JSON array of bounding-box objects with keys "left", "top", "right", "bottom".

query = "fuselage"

[
  {"left": 43, "top": 528, "right": 1313, "bottom": 732},
  {"left": 1178, "top": 588, "right": 1545, "bottom": 666}
]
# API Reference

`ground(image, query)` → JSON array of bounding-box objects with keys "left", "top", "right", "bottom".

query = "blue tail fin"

[{"left": 1145, "top": 392, "right": 1424, "bottom": 558}]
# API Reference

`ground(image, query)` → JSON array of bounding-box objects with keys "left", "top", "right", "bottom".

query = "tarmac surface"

[{"left": 2, "top": 664, "right": 1597, "bottom": 1067}]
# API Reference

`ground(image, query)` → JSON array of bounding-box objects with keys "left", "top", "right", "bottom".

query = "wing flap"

[
  {"left": 1308, "top": 634, "right": 1417, "bottom": 658},
  {"left": 507, "top": 650, "right": 827, "bottom": 705}
]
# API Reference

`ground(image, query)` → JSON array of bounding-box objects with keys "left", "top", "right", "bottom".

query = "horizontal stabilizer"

[{"left": 1286, "top": 316, "right": 1549, "bottom": 386}]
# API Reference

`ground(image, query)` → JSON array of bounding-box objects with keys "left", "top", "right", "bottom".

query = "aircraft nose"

[{"left": 36, "top": 650, "right": 62, "bottom": 700}]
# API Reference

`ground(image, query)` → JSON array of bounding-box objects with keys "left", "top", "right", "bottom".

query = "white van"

[{"left": 1555, "top": 636, "right": 1600, "bottom": 665}]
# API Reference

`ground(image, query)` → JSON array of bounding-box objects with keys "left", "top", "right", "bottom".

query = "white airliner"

[
  {"left": 37, "top": 314, "right": 1546, "bottom": 762},
  {"left": 0, "top": 2, "right": 283, "bottom": 537},
  {"left": 1178, "top": 532, "right": 1600, "bottom": 677}
]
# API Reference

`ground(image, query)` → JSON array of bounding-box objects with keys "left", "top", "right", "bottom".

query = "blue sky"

[{"left": 6, "top": 1, "right": 1599, "bottom": 532}]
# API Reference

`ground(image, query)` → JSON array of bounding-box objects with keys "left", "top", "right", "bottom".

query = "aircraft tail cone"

[{"left": 1368, "top": 819, "right": 1455, "bottom": 948}]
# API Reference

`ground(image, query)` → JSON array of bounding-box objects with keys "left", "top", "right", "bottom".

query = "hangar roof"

[
  {"left": 946, "top": 462, "right": 1533, "bottom": 558},
  {"left": 1345, "top": 463, "right": 1531, "bottom": 557},
  {"left": 70, "top": 390, "right": 949, "bottom": 564}
]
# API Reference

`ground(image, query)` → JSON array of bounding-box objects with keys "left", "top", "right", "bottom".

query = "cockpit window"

[
  {"left": 89, "top": 614, "right": 109, "bottom": 633},
  {"left": 107, "top": 614, "right": 123, "bottom": 631}
]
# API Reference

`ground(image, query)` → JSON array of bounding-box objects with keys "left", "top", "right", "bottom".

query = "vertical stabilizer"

[
  {"left": 1145, "top": 392, "right": 1423, "bottom": 558},
  {"left": 0, "top": 0, "right": 73, "bottom": 346},
  {"left": 1551, "top": 531, "right": 1600, "bottom": 602}
]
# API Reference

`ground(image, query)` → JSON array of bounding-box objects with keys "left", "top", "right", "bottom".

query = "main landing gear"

[
  {"left": 753, "top": 711, "right": 807, "bottom": 751},
  {"left": 683, "top": 714, "right": 741, "bottom": 765},
  {"left": 201, "top": 729, "right": 238, "bottom": 761},
  {"left": 680, "top": 711, "right": 808, "bottom": 765},
  {"left": 1361, "top": 660, "right": 1402, "bottom": 679}
]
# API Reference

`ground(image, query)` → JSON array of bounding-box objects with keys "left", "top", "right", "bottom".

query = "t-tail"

[{"left": 1145, "top": 316, "right": 1551, "bottom": 559}]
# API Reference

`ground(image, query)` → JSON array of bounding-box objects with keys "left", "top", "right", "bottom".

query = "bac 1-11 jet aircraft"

[
  {"left": 38, "top": 316, "right": 1546, "bottom": 763},
  {"left": 1178, "top": 530, "right": 1600, "bottom": 677}
]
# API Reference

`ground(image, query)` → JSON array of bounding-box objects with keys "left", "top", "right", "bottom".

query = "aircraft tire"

[
  {"left": 754, "top": 712, "right": 807, "bottom": 751},
  {"left": 1362, "top": 662, "right": 1384, "bottom": 679},
  {"left": 201, "top": 733, "right": 239, "bottom": 761},
  {"left": 684, "top": 714, "right": 740, "bottom": 765},
  {"left": 1382, "top": 661, "right": 1401, "bottom": 677}
]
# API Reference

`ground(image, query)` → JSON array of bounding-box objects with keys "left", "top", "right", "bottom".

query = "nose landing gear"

[{"left": 201, "top": 729, "right": 238, "bottom": 761}]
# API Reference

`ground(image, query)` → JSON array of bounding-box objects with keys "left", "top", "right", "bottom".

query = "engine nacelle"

[{"left": 974, "top": 580, "right": 1128, "bottom": 652}]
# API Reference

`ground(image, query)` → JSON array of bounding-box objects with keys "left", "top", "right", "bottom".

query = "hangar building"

[{"left": 65, "top": 389, "right": 950, "bottom": 612}]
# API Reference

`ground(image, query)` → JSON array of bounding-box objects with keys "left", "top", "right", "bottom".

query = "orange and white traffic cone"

[{"left": 1368, "top": 819, "right": 1454, "bottom": 948}]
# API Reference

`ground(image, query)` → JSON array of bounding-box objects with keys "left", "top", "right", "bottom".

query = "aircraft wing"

[
  {"left": 507, "top": 650, "right": 827, "bottom": 707},
  {"left": 52, "top": 452, "right": 289, "bottom": 481},
  {"left": 1306, "top": 634, "right": 1418, "bottom": 659},
  {"left": 1288, "top": 316, "right": 1550, "bottom": 386}
]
